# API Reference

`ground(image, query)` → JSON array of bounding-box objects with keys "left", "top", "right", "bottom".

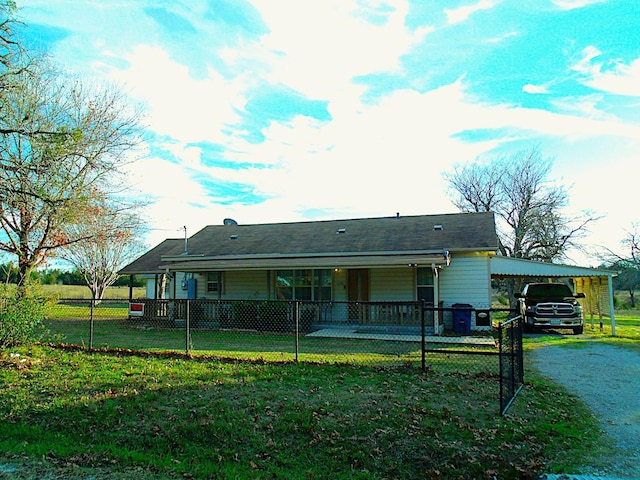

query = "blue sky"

[{"left": 16, "top": 0, "right": 640, "bottom": 265}]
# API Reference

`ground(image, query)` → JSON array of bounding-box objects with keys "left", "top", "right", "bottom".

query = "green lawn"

[
  {"left": 523, "top": 314, "right": 640, "bottom": 353},
  {"left": 3, "top": 309, "right": 633, "bottom": 477},
  {"left": 43, "top": 317, "right": 501, "bottom": 373},
  {"left": 39, "top": 285, "right": 146, "bottom": 299},
  {"left": 0, "top": 344, "right": 605, "bottom": 479}
]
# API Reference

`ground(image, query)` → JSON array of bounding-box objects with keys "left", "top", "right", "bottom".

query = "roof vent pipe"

[{"left": 182, "top": 226, "right": 188, "bottom": 255}]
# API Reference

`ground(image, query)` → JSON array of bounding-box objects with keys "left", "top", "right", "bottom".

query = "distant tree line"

[{"left": 0, "top": 263, "right": 144, "bottom": 287}]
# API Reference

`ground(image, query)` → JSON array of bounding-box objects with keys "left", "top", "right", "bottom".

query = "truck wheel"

[{"left": 573, "top": 326, "right": 584, "bottom": 335}]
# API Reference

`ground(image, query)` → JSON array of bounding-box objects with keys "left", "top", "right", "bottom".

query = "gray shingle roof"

[
  {"left": 120, "top": 212, "right": 497, "bottom": 274},
  {"left": 174, "top": 212, "right": 497, "bottom": 258},
  {"left": 119, "top": 238, "right": 183, "bottom": 275}
]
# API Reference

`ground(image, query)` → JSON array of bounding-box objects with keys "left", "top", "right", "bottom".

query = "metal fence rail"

[{"left": 42, "top": 298, "right": 521, "bottom": 413}]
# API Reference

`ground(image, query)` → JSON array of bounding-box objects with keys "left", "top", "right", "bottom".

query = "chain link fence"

[
  {"left": 40, "top": 298, "right": 523, "bottom": 413},
  {"left": 498, "top": 315, "right": 525, "bottom": 415},
  {"left": 43, "top": 299, "right": 515, "bottom": 367}
]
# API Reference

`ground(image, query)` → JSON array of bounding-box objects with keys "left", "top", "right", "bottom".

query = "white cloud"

[
  {"left": 109, "top": 45, "right": 247, "bottom": 145},
  {"left": 571, "top": 47, "right": 640, "bottom": 97},
  {"left": 522, "top": 84, "right": 549, "bottom": 94},
  {"left": 484, "top": 31, "right": 519, "bottom": 44},
  {"left": 550, "top": 0, "right": 607, "bottom": 10},
  {"left": 249, "top": 0, "right": 422, "bottom": 99},
  {"left": 444, "top": 0, "right": 498, "bottom": 25},
  {"left": 550, "top": 94, "right": 610, "bottom": 119}
]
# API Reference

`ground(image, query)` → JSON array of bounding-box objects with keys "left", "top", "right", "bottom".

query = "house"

[{"left": 120, "top": 212, "right": 617, "bottom": 333}]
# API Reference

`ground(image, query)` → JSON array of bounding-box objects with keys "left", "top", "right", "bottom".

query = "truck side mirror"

[{"left": 575, "top": 292, "right": 586, "bottom": 298}]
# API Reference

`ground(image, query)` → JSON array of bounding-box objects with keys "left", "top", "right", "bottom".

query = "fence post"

[
  {"left": 421, "top": 300, "right": 426, "bottom": 372},
  {"left": 89, "top": 298, "right": 94, "bottom": 350},
  {"left": 499, "top": 320, "right": 504, "bottom": 413},
  {"left": 185, "top": 299, "right": 190, "bottom": 355},
  {"left": 294, "top": 301, "right": 299, "bottom": 362}
]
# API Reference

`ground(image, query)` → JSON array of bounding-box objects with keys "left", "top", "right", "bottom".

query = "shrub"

[
  {"left": 0, "top": 284, "right": 53, "bottom": 346},
  {"left": 259, "top": 300, "right": 291, "bottom": 332}
]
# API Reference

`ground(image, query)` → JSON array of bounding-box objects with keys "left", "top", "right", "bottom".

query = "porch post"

[
  {"left": 432, "top": 264, "right": 440, "bottom": 335},
  {"left": 128, "top": 275, "right": 134, "bottom": 300}
]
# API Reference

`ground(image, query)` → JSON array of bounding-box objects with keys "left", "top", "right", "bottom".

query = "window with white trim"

[
  {"left": 206, "top": 272, "right": 223, "bottom": 297},
  {"left": 275, "top": 269, "right": 332, "bottom": 301},
  {"left": 417, "top": 267, "right": 434, "bottom": 303}
]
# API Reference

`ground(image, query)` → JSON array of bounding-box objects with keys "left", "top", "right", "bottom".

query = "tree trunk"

[{"left": 91, "top": 282, "right": 108, "bottom": 305}]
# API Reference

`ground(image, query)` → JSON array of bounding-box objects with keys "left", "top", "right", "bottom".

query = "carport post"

[{"left": 608, "top": 275, "right": 616, "bottom": 336}]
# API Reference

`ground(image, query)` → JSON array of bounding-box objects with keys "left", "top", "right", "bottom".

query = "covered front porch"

[{"left": 126, "top": 298, "right": 504, "bottom": 337}]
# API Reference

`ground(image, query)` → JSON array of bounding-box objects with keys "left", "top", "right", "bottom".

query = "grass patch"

[
  {"left": 0, "top": 345, "right": 607, "bottom": 479},
  {"left": 42, "top": 317, "right": 501, "bottom": 372},
  {"left": 38, "top": 285, "right": 146, "bottom": 300},
  {"left": 522, "top": 314, "right": 640, "bottom": 354}
]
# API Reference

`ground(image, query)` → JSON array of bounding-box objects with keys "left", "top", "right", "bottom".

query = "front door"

[
  {"left": 348, "top": 269, "right": 369, "bottom": 322},
  {"left": 348, "top": 269, "right": 369, "bottom": 301}
]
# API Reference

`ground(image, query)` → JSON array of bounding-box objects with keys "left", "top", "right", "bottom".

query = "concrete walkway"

[{"left": 305, "top": 328, "right": 496, "bottom": 345}]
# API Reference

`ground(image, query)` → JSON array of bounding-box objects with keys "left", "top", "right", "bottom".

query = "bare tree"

[
  {"left": 60, "top": 198, "right": 147, "bottom": 301},
  {"left": 601, "top": 224, "right": 640, "bottom": 308},
  {"left": 0, "top": 1, "right": 21, "bottom": 84},
  {"left": 444, "top": 147, "right": 594, "bottom": 263},
  {"left": 0, "top": 63, "right": 143, "bottom": 286}
]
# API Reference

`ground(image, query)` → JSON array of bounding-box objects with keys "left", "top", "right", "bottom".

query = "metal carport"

[{"left": 489, "top": 255, "right": 618, "bottom": 336}]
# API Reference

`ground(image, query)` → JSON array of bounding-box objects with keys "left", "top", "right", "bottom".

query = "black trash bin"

[{"left": 452, "top": 303, "right": 472, "bottom": 334}]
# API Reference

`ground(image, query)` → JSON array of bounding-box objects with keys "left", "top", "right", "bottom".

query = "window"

[
  {"left": 275, "top": 269, "right": 332, "bottom": 301},
  {"left": 206, "top": 272, "right": 223, "bottom": 296},
  {"left": 417, "top": 267, "right": 434, "bottom": 303}
]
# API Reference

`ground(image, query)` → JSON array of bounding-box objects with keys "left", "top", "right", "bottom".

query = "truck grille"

[{"left": 535, "top": 303, "right": 574, "bottom": 316}]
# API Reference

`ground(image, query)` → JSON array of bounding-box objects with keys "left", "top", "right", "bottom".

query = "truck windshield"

[{"left": 527, "top": 284, "right": 573, "bottom": 297}]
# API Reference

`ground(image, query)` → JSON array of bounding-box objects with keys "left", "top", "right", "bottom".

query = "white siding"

[
  {"left": 333, "top": 269, "right": 348, "bottom": 302},
  {"left": 370, "top": 267, "right": 414, "bottom": 301},
  {"left": 143, "top": 275, "right": 156, "bottom": 299},
  {"left": 439, "top": 252, "right": 491, "bottom": 308},
  {"left": 224, "top": 270, "right": 269, "bottom": 300},
  {"left": 172, "top": 273, "right": 190, "bottom": 300}
]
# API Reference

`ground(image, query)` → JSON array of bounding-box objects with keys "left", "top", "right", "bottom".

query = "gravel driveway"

[{"left": 531, "top": 341, "right": 640, "bottom": 479}]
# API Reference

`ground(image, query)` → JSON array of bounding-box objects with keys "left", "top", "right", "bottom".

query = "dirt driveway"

[{"left": 531, "top": 341, "right": 640, "bottom": 478}]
